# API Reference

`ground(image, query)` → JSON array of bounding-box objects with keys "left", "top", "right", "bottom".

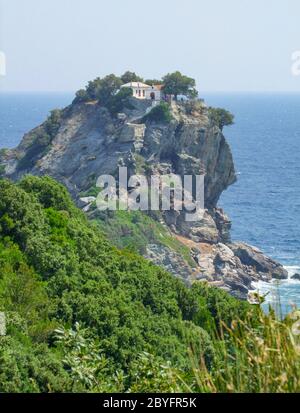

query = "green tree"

[
  {"left": 121, "top": 71, "right": 143, "bottom": 84},
  {"left": 144, "top": 79, "right": 163, "bottom": 86},
  {"left": 143, "top": 102, "right": 172, "bottom": 123},
  {"left": 73, "top": 89, "right": 89, "bottom": 103},
  {"left": 162, "top": 71, "right": 198, "bottom": 100},
  {"left": 208, "top": 107, "right": 234, "bottom": 131},
  {"left": 84, "top": 74, "right": 122, "bottom": 103},
  {"left": 106, "top": 87, "right": 133, "bottom": 115},
  {"left": 19, "top": 175, "right": 77, "bottom": 213},
  {"left": 86, "top": 77, "right": 103, "bottom": 100},
  {"left": 96, "top": 74, "right": 122, "bottom": 104},
  {"left": 44, "top": 109, "right": 62, "bottom": 138}
]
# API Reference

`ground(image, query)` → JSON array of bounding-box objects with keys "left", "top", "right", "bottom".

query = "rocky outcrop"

[
  {"left": 229, "top": 243, "right": 288, "bottom": 280},
  {"left": 145, "top": 244, "right": 197, "bottom": 283},
  {"left": 163, "top": 235, "right": 287, "bottom": 299},
  {"left": 0, "top": 97, "right": 287, "bottom": 299}
]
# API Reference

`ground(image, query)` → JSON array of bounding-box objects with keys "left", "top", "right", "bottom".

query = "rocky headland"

[{"left": 0, "top": 96, "right": 288, "bottom": 299}]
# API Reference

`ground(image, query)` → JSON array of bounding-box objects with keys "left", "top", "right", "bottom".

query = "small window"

[{"left": 143, "top": 90, "right": 145, "bottom": 97}]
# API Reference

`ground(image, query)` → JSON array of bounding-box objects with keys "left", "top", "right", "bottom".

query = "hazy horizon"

[{"left": 1, "top": 0, "right": 300, "bottom": 93}]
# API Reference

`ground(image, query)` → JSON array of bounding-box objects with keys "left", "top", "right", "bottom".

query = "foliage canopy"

[{"left": 0, "top": 176, "right": 258, "bottom": 392}]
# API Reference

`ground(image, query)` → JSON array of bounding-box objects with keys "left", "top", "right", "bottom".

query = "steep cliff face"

[
  {"left": 0, "top": 97, "right": 287, "bottom": 299},
  {"left": 2, "top": 99, "right": 235, "bottom": 207}
]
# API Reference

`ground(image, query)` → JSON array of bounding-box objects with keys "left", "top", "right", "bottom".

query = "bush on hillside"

[
  {"left": 0, "top": 176, "right": 275, "bottom": 393},
  {"left": 16, "top": 110, "right": 63, "bottom": 172},
  {"left": 143, "top": 102, "right": 172, "bottom": 123},
  {"left": 208, "top": 107, "right": 234, "bottom": 131}
]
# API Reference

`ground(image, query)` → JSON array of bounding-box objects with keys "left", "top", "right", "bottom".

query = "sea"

[{"left": 1, "top": 91, "right": 299, "bottom": 315}]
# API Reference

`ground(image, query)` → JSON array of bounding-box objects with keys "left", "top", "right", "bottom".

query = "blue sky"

[{"left": 1, "top": 0, "right": 300, "bottom": 92}]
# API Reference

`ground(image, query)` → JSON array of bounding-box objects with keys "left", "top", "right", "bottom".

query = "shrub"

[
  {"left": 84, "top": 75, "right": 122, "bottom": 104},
  {"left": 208, "top": 107, "right": 234, "bottom": 131},
  {"left": 16, "top": 110, "right": 63, "bottom": 172},
  {"left": 106, "top": 87, "right": 133, "bottom": 115},
  {"left": 19, "top": 175, "right": 77, "bottom": 214},
  {"left": 44, "top": 109, "right": 63, "bottom": 138},
  {"left": 144, "top": 102, "right": 172, "bottom": 123},
  {"left": 121, "top": 71, "right": 143, "bottom": 84},
  {"left": 73, "top": 89, "right": 89, "bottom": 104}
]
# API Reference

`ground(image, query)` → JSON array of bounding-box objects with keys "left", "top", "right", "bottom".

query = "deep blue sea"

[
  {"left": 1, "top": 92, "right": 299, "bottom": 314},
  {"left": 0, "top": 93, "right": 73, "bottom": 148},
  {"left": 204, "top": 93, "right": 300, "bottom": 315}
]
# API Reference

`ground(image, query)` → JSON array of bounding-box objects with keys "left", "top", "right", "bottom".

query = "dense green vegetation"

[
  {"left": 72, "top": 71, "right": 199, "bottom": 116},
  {"left": 73, "top": 74, "right": 134, "bottom": 115},
  {"left": 0, "top": 176, "right": 255, "bottom": 392},
  {"left": 0, "top": 176, "right": 299, "bottom": 392},
  {"left": 144, "top": 79, "right": 164, "bottom": 86},
  {"left": 107, "top": 87, "right": 134, "bottom": 115},
  {"left": 94, "top": 209, "right": 195, "bottom": 267}
]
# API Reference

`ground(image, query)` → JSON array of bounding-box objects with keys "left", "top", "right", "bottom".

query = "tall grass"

[{"left": 187, "top": 310, "right": 300, "bottom": 393}]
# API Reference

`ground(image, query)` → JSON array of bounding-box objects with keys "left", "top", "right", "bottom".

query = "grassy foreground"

[
  {"left": 188, "top": 310, "right": 300, "bottom": 392},
  {"left": 0, "top": 176, "right": 299, "bottom": 392}
]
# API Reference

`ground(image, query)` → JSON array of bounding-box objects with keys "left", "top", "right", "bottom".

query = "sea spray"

[{"left": 253, "top": 266, "right": 300, "bottom": 317}]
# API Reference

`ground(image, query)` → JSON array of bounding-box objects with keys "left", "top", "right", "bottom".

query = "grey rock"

[
  {"left": 230, "top": 242, "right": 288, "bottom": 280},
  {"left": 145, "top": 244, "right": 193, "bottom": 284}
]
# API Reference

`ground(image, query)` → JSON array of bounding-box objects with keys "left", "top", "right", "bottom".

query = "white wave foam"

[
  {"left": 252, "top": 280, "right": 276, "bottom": 299},
  {"left": 284, "top": 266, "right": 300, "bottom": 282}
]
